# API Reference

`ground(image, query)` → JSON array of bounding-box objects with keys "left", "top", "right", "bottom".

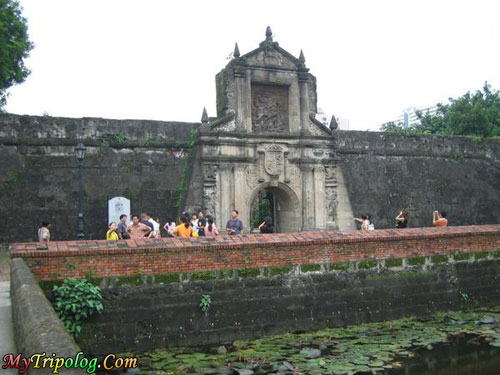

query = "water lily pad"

[{"left": 299, "top": 348, "right": 321, "bottom": 359}]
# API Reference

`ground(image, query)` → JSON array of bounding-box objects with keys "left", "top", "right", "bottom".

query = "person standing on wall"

[
  {"left": 433, "top": 211, "right": 448, "bottom": 227},
  {"left": 127, "top": 215, "right": 152, "bottom": 239},
  {"left": 226, "top": 210, "right": 243, "bottom": 235},
  {"left": 117, "top": 214, "right": 130, "bottom": 239},
  {"left": 106, "top": 222, "right": 119, "bottom": 240},
  {"left": 395, "top": 210, "right": 409, "bottom": 228},
  {"left": 38, "top": 221, "right": 51, "bottom": 248}
]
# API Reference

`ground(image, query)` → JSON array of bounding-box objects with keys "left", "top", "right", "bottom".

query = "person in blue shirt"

[{"left": 226, "top": 210, "right": 243, "bottom": 235}]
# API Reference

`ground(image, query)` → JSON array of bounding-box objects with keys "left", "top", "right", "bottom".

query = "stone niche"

[{"left": 251, "top": 84, "right": 289, "bottom": 133}]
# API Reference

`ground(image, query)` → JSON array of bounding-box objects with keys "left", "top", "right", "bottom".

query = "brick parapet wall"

[{"left": 10, "top": 225, "right": 500, "bottom": 281}]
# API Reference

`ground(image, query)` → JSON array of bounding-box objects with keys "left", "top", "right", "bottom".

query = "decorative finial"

[
  {"left": 201, "top": 107, "right": 209, "bottom": 124},
  {"left": 299, "top": 49, "right": 305, "bottom": 64},
  {"left": 233, "top": 43, "right": 240, "bottom": 58},
  {"left": 265, "top": 26, "right": 273, "bottom": 41},
  {"left": 329, "top": 115, "right": 339, "bottom": 130}
]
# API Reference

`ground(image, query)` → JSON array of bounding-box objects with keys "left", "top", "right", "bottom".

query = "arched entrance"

[{"left": 248, "top": 183, "right": 301, "bottom": 233}]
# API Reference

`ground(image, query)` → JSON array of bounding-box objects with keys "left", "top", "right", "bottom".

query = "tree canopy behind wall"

[
  {"left": 381, "top": 83, "right": 500, "bottom": 138},
  {"left": 0, "top": 0, "right": 33, "bottom": 108}
]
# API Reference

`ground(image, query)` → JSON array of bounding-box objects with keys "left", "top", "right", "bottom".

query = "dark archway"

[{"left": 248, "top": 183, "right": 301, "bottom": 233}]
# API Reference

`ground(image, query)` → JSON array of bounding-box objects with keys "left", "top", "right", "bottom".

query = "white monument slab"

[{"left": 108, "top": 196, "right": 131, "bottom": 225}]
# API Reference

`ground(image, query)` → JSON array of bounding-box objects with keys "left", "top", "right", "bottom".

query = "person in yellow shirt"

[
  {"left": 170, "top": 216, "right": 193, "bottom": 238},
  {"left": 106, "top": 222, "right": 119, "bottom": 240}
]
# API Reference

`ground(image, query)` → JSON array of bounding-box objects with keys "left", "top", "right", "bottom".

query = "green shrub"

[
  {"left": 385, "top": 258, "right": 403, "bottom": 268},
  {"left": 301, "top": 264, "right": 322, "bottom": 273},
  {"left": 431, "top": 255, "right": 448, "bottom": 264},
  {"left": 53, "top": 278, "right": 103, "bottom": 338},
  {"left": 329, "top": 262, "right": 350, "bottom": 271},
  {"left": 407, "top": 257, "right": 426, "bottom": 266},
  {"left": 453, "top": 251, "right": 470, "bottom": 261},
  {"left": 358, "top": 260, "right": 377, "bottom": 269}
]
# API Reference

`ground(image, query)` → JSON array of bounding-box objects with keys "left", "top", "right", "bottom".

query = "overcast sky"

[{"left": 5, "top": 0, "right": 500, "bottom": 130}]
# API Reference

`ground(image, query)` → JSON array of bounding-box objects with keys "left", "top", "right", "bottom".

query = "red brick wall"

[{"left": 9, "top": 225, "right": 500, "bottom": 281}]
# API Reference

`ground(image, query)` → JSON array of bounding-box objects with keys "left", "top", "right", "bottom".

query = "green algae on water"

[{"left": 133, "top": 307, "right": 500, "bottom": 375}]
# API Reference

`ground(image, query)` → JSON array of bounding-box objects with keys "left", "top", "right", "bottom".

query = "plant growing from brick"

[{"left": 53, "top": 277, "right": 103, "bottom": 338}]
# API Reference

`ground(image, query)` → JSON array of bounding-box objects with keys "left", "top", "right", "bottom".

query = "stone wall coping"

[
  {"left": 10, "top": 225, "right": 500, "bottom": 258},
  {"left": 10, "top": 258, "right": 87, "bottom": 374}
]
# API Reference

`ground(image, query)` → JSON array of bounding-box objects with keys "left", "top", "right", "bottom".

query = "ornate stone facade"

[{"left": 196, "top": 27, "right": 338, "bottom": 232}]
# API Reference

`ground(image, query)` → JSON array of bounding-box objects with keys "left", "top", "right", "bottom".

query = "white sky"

[{"left": 5, "top": 0, "right": 500, "bottom": 131}]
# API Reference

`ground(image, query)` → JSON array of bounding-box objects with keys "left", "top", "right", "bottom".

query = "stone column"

[
  {"left": 298, "top": 71, "right": 310, "bottom": 134},
  {"left": 233, "top": 166, "right": 249, "bottom": 231},
  {"left": 301, "top": 165, "right": 315, "bottom": 230},
  {"left": 234, "top": 66, "right": 250, "bottom": 132},
  {"left": 313, "top": 166, "right": 326, "bottom": 229},
  {"left": 219, "top": 165, "right": 234, "bottom": 230}
]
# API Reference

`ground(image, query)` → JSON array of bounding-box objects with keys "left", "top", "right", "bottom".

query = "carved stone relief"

[
  {"left": 325, "top": 165, "right": 337, "bottom": 183},
  {"left": 203, "top": 164, "right": 218, "bottom": 182},
  {"left": 245, "top": 165, "right": 259, "bottom": 188},
  {"left": 264, "top": 144, "right": 284, "bottom": 176},
  {"left": 251, "top": 84, "right": 289, "bottom": 133},
  {"left": 325, "top": 187, "right": 338, "bottom": 226},
  {"left": 245, "top": 49, "right": 297, "bottom": 70},
  {"left": 202, "top": 187, "right": 218, "bottom": 217}
]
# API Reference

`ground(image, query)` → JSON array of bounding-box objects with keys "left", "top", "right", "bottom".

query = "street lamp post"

[{"left": 75, "top": 142, "right": 87, "bottom": 240}]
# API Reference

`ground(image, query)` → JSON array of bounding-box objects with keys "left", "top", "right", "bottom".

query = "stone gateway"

[{"left": 188, "top": 27, "right": 347, "bottom": 232}]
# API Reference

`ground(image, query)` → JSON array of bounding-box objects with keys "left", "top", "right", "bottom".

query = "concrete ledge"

[{"left": 10, "top": 258, "right": 86, "bottom": 374}]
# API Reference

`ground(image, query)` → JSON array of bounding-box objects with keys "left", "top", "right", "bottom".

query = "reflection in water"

[{"left": 388, "top": 335, "right": 500, "bottom": 375}]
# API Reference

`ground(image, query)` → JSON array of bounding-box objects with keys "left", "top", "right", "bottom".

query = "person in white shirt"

[
  {"left": 145, "top": 213, "right": 160, "bottom": 238},
  {"left": 190, "top": 214, "right": 199, "bottom": 234}
]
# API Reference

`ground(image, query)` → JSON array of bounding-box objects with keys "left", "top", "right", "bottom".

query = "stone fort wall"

[
  {"left": 0, "top": 113, "right": 197, "bottom": 242},
  {"left": 1, "top": 113, "right": 500, "bottom": 242},
  {"left": 336, "top": 131, "right": 500, "bottom": 229}
]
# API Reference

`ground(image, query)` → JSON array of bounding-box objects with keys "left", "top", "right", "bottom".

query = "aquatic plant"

[{"left": 133, "top": 307, "right": 500, "bottom": 374}]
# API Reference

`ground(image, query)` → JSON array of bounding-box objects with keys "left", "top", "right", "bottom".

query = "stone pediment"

[{"left": 240, "top": 42, "right": 303, "bottom": 71}]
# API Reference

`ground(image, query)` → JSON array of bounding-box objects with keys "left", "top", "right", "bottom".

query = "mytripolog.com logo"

[{"left": 2, "top": 352, "right": 138, "bottom": 374}]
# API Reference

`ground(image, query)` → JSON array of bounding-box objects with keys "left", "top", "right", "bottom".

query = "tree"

[
  {"left": 381, "top": 83, "right": 500, "bottom": 138},
  {"left": 0, "top": 0, "right": 33, "bottom": 108}
]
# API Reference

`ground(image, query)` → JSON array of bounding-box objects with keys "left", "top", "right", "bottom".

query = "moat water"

[{"left": 125, "top": 308, "right": 500, "bottom": 375}]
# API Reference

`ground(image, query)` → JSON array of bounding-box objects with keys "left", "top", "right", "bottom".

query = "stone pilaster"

[{"left": 301, "top": 164, "right": 315, "bottom": 230}]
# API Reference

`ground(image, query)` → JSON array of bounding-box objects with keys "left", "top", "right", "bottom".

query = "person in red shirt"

[{"left": 432, "top": 211, "right": 448, "bottom": 227}]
